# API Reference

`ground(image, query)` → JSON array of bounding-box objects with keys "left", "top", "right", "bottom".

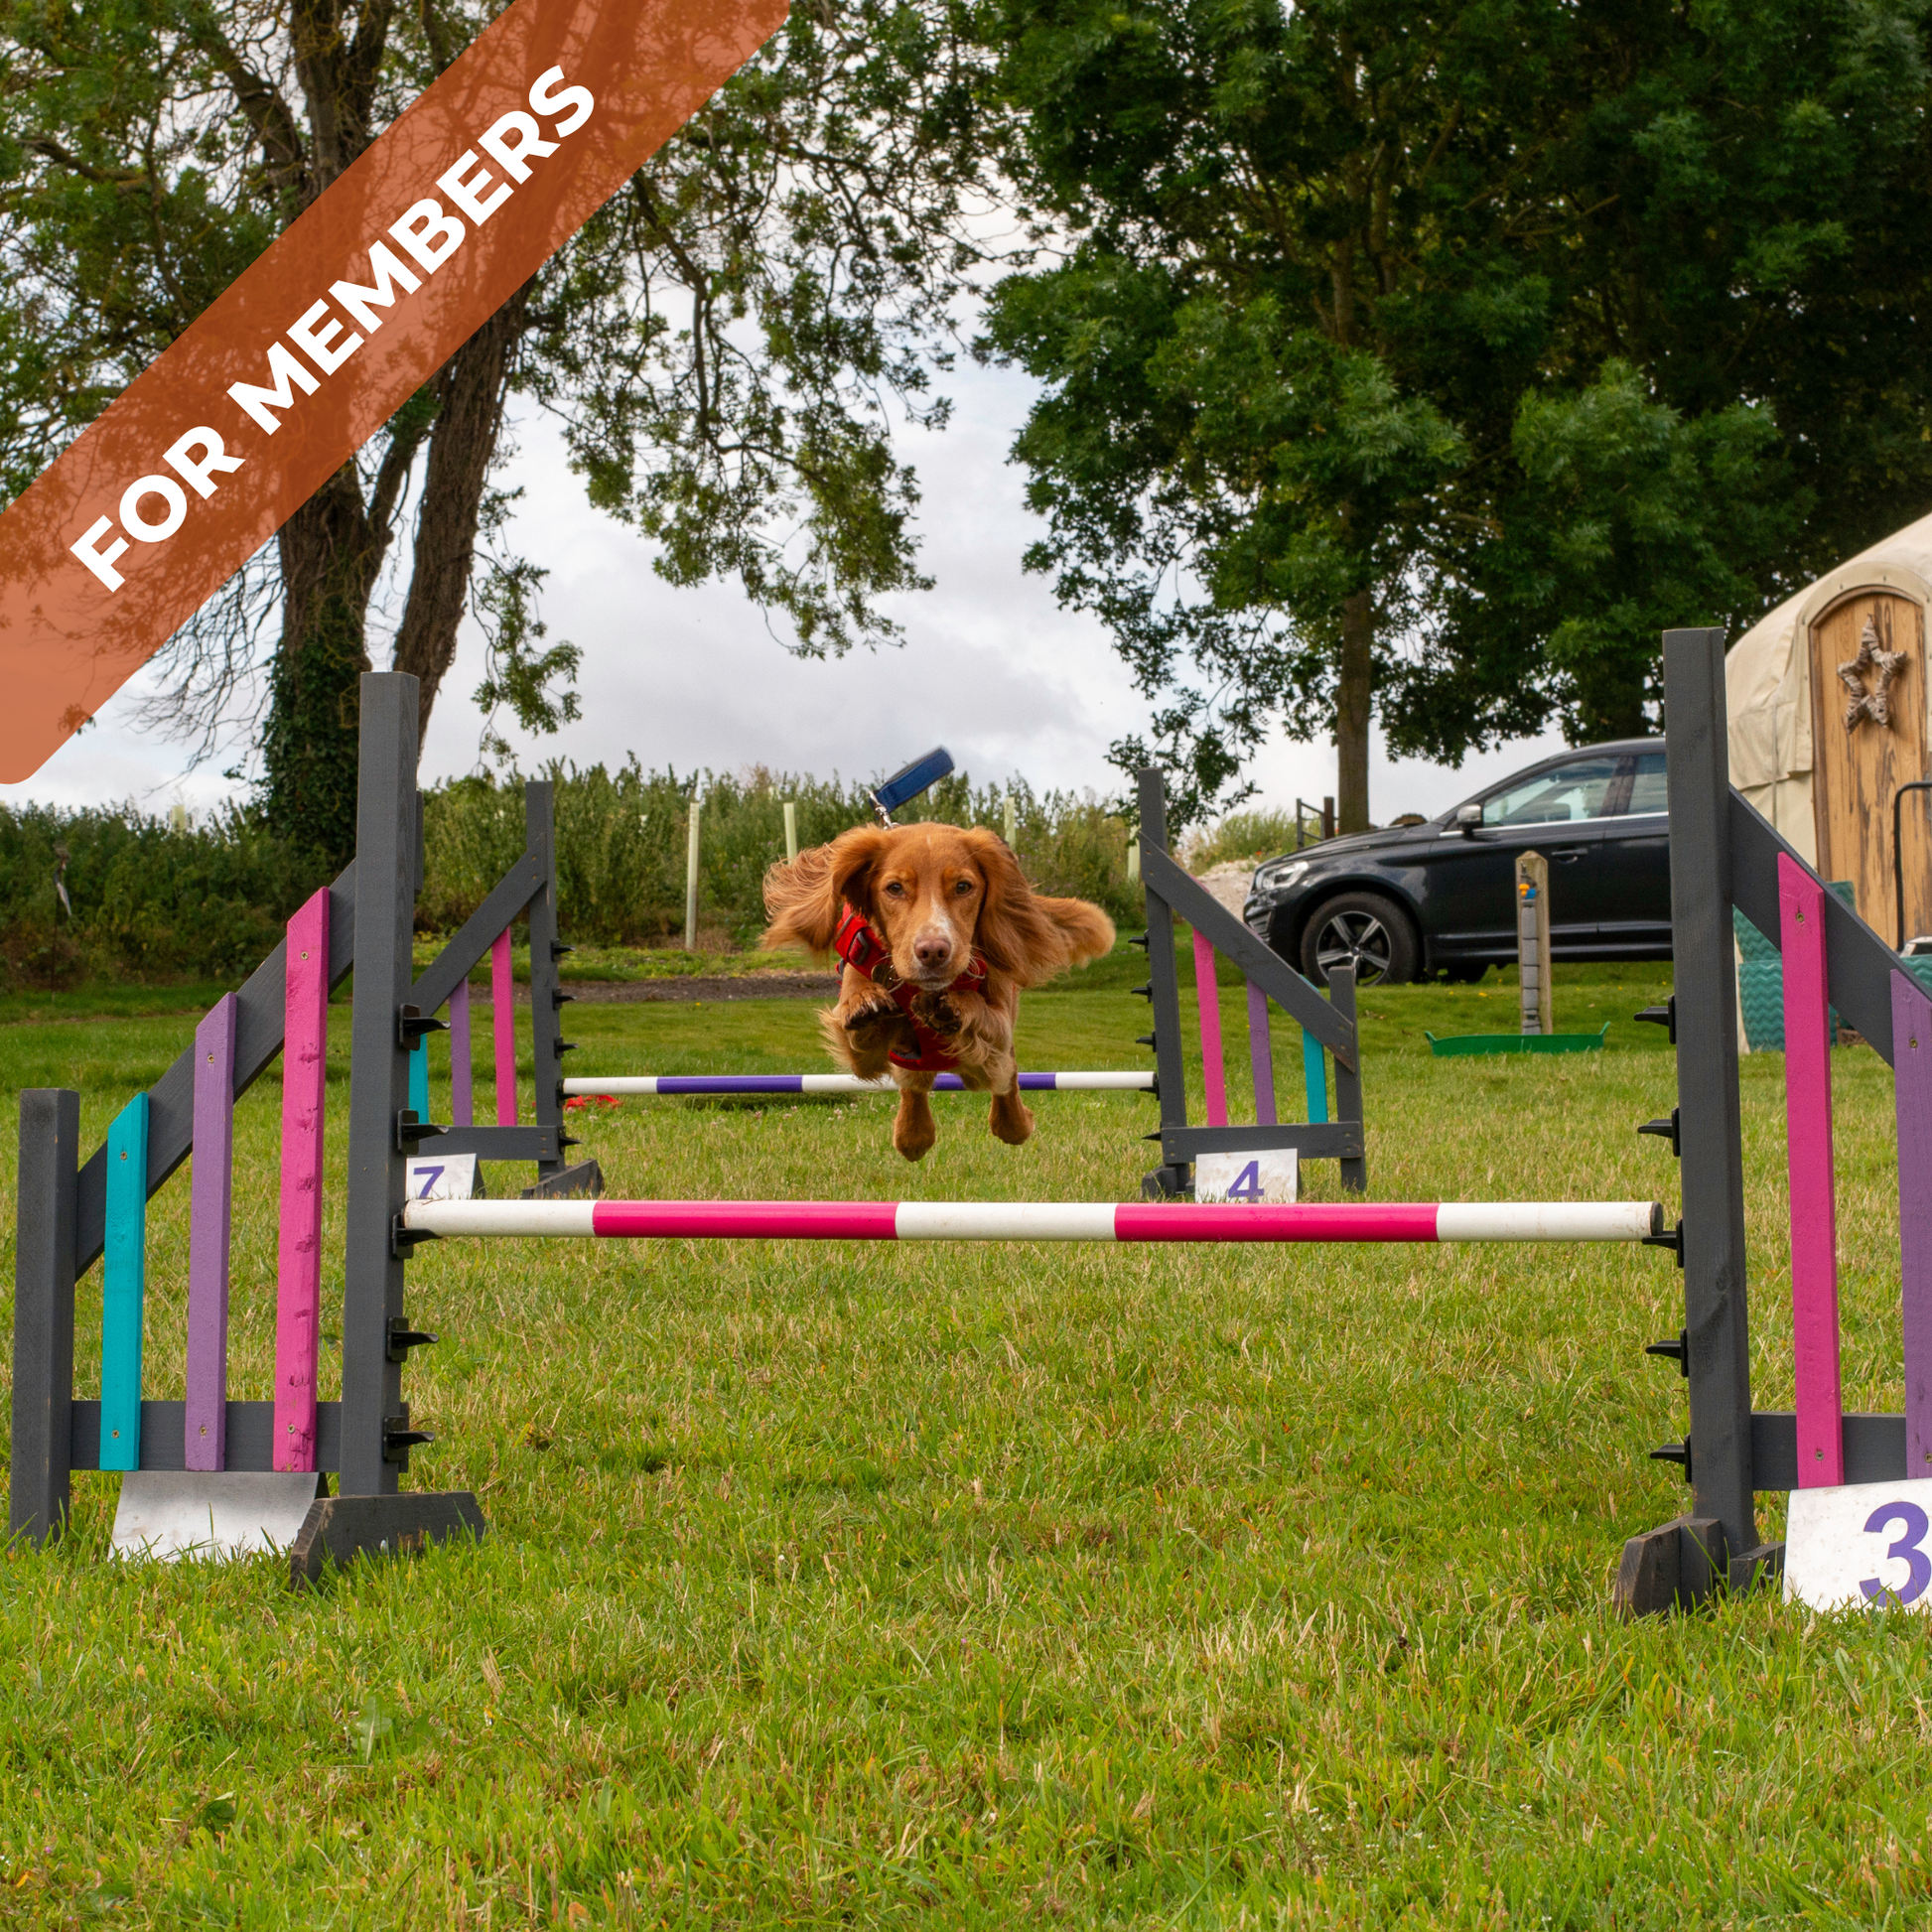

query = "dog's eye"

[
  {"left": 884, "top": 881, "right": 905, "bottom": 897},
  {"left": 954, "top": 879, "right": 976, "bottom": 896}
]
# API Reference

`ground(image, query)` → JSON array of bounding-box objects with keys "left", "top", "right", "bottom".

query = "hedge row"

[
  {"left": 420, "top": 761, "right": 1143, "bottom": 947},
  {"left": 0, "top": 763, "right": 1148, "bottom": 986}
]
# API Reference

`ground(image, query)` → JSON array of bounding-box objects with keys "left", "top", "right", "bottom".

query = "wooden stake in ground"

[{"left": 685, "top": 794, "right": 702, "bottom": 952}]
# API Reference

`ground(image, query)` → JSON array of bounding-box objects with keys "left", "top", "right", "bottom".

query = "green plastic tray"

[{"left": 1425, "top": 1025, "right": 1610, "bottom": 1057}]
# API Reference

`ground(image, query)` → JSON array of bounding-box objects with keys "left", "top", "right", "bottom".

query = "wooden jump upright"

[
  {"left": 9, "top": 674, "right": 597, "bottom": 1582},
  {"left": 1135, "top": 768, "right": 1365, "bottom": 1199},
  {"left": 1620, "top": 627, "right": 1932, "bottom": 1610}
]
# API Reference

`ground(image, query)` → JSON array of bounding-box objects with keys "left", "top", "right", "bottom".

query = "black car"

[{"left": 1243, "top": 738, "right": 1670, "bottom": 985}]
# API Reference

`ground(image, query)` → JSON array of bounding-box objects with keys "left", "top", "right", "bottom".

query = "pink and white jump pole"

[{"left": 402, "top": 1198, "right": 1664, "bottom": 1244}]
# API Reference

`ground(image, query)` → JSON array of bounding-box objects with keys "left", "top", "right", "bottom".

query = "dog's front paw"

[
  {"left": 843, "top": 996, "right": 898, "bottom": 1035},
  {"left": 909, "top": 990, "right": 962, "bottom": 1036}
]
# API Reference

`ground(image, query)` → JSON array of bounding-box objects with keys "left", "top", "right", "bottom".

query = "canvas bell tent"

[{"left": 1727, "top": 509, "right": 1932, "bottom": 952}]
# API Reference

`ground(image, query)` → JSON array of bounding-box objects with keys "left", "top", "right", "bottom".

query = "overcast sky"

[{"left": 0, "top": 356, "right": 1569, "bottom": 827}]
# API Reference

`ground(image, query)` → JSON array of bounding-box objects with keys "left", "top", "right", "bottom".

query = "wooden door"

[{"left": 1809, "top": 591, "right": 1931, "bottom": 946}]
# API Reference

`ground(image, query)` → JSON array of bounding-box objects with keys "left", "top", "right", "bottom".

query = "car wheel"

[{"left": 1298, "top": 892, "right": 1419, "bottom": 988}]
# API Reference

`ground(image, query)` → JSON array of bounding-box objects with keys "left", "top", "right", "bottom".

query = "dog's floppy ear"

[
  {"left": 960, "top": 827, "right": 1072, "bottom": 985},
  {"left": 761, "top": 824, "right": 892, "bottom": 956}
]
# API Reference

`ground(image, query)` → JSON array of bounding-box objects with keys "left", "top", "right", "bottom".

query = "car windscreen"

[{"left": 1480, "top": 757, "right": 1622, "bottom": 827}]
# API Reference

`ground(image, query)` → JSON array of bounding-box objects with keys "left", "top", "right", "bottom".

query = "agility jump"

[{"left": 13, "top": 669, "right": 1697, "bottom": 1602}]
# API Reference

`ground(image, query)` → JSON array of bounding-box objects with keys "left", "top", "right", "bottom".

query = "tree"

[
  {"left": 978, "top": 0, "right": 1558, "bottom": 829},
  {"left": 0, "top": 0, "right": 987, "bottom": 863},
  {"left": 977, "top": 0, "right": 1932, "bottom": 828}
]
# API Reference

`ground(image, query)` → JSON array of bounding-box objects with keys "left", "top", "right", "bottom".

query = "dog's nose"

[{"left": 913, "top": 933, "right": 953, "bottom": 970}]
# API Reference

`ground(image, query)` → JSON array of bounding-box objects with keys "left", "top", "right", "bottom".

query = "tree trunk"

[
  {"left": 390, "top": 284, "right": 532, "bottom": 743},
  {"left": 259, "top": 465, "right": 383, "bottom": 866},
  {"left": 1335, "top": 587, "right": 1373, "bottom": 833}
]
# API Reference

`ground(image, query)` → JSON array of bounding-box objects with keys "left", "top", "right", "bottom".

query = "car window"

[
  {"left": 1480, "top": 758, "right": 1621, "bottom": 827},
  {"left": 1622, "top": 752, "right": 1667, "bottom": 815}
]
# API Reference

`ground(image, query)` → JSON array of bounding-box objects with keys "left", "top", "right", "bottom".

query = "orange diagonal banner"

[{"left": 0, "top": 0, "right": 786, "bottom": 782}]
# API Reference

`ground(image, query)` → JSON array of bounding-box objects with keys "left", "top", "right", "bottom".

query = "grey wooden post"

[
  {"left": 1136, "top": 768, "right": 1193, "bottom": 1198},
  {"left": 1664, "top": 625, "right": 1756, "bottom": 1571},
  {"left": 1328, "top": 964, "right": 1366, "bottom": 1195},
  {"left": 10, "top": 1088, "right": 80, "bottom": 1545},
  {"left": 339, "top": 673, "right": 420, "bottom": 1498}
]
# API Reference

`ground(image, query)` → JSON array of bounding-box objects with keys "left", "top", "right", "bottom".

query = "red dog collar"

[{"left": 832, "top": 903, "right": 987, "bottom": 1071}]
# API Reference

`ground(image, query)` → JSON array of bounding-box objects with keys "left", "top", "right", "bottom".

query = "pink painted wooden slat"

[
  {"left": 185, "top": 992, "right": 237, "bottom": 1471},
  {"left": 449, "top": 977, "right": 474, "bottom": 1129},
  {"left": 1894, "top": 970, "right": 1932, "bottom": 1475},
  {"left": 1246, "top": 979, "right": 1277, "bottom": 1126},
  {"left": 273, "top": 891, "right": 329, "bottom": 1473},
  {"left": 1192, "top": 929, "right": 1228, "bottom": 1128},
  {"left": 492, "top": 927, "right": 517, "bottom": 1126},
  {"left": 1779, "top": 854, "right": 1844, "bottom": 1487}
]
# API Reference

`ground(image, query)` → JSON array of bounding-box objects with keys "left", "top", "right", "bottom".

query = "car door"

[
  {"left": 1594, "top": 750, "right": 1673, "bottom": 953},
  {"left": 1425, "top": 755, "right": 1624, "bottom": 962}
]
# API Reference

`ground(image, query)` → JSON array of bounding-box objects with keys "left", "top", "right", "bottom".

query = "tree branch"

[
  {"left": 23, "top": 136, "right": 148, "bottom": 193},
  {"left": 180, "top": 10, "right": 307, "bottom": 197}
]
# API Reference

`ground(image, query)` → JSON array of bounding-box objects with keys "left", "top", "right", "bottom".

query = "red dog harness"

[{"left": 832, "top": 902, "right": 988, "bottom": 1071}]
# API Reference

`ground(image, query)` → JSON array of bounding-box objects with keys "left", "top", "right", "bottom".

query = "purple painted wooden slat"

[
  {"left": 492, "top": 928, "right": 517, "bottom": 1126},
  {"left": 274, "top": 891, "right": 329, "bottom": 1473},
  {"left": 1246, "top": 979, "right": 1277, "bottom": 1126},
  {"left": 1894, "top": 970, "right": 1932, "bottom": 1475},
  {"left": 449, "top": 977, "right": 474, "bottom": 1129},
  {"left": 1192, "top": 929, "right": 1228, "bottom": 1127},
  {"left": 1779, "top": 854, "right": 1844, "bottom": 1487},
  {"left": 185, "top": 992, "right": 237, "bottom": 1471}
]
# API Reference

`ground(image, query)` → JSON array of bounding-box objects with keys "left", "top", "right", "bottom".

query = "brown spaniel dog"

[{"left": 762, "top": 824, "right": 1115, "bottom": 1161}]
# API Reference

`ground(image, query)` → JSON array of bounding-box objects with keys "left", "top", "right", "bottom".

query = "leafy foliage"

[
  {"left": 1432, "top": 363, "right": 1802, "bottom": 748},
  {"left": 0, "top": 799, "right": 328, "bottom": 988},
  {"left": 977, "top": 0, "right": 1932, "bottom": 822},
  {"left": 0, "top": 0, "right": 999, "bottom": 844}
]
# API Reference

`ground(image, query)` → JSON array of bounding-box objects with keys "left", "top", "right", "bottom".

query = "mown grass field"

[{"left": 2, "top": 949, "right": 1929, "bottom": 1927}]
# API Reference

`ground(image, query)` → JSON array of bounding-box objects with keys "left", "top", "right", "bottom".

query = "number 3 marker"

[{"left": 1861, "top": 1499, "right": 1932, "bottom": 1604}]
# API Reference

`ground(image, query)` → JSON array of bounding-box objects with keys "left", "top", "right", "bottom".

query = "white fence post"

[
  {"left": 1004, "top": 793, "right": 1017, "bottom": 846},
  {"left": 684, "top": 791, "right": 702, "bottom": 952},
  {"left": 783, "top": 799, "right": 798, "bottom": 866}
]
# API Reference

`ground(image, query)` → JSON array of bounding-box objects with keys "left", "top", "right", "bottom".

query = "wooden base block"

[
  {"left": 1613, "top": 1516, "right": 1780, "bottom": 1615},
  {"left": 1728, "top": 1540, "right": 1786, "bottom": 1595},
  {"left": 520, "top": 1160, "right": 604, "bottom": 1200},
  {"left": 288, "top": 1490, "right": 485, "bottom": 1589},
  {"left": 1613, "top": 1515, "right": 1727, "bottom": 1616}
]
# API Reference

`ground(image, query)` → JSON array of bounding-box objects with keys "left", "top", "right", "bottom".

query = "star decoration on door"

[{"left": 1839, "top": 609, "right": 1908, "bottom": 730}]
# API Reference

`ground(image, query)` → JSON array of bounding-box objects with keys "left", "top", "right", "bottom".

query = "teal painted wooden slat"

[
  {"left": 409, "top": 1035, "right": 429, "bottom": 1120},
  {"left": 99, "top": 1092, "right": 149, "bottom": 1471},
  {"left": 1302, "top": 1029, "right": 1328, "bottom": 1124}
]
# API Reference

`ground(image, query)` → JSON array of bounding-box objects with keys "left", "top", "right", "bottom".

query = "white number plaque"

[{"left": 1194, "top": 1150, "right": 1298, "bottom": 1204}]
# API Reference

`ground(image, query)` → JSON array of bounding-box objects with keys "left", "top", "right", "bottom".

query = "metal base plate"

[{"left": 112, "top": 1470, "right": 328, "bottom": 1560}]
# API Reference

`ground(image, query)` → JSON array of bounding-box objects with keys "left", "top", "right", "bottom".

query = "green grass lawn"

[{"left": 3, "top": 953, "right": 1930, "bottom": 1927}]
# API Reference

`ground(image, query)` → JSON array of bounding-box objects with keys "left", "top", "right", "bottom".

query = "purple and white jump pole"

[
  {"left": 562, "top": 1071, "right": 1155, "bottom": 1097},
  {"left": 402, "top": 1196, "right": 1663, "bottom": 1244}
]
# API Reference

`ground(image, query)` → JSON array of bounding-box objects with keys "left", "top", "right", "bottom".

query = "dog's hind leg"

[
  {"left": 988, "top": 1083, "right": 1035, "bottom": 1147},
  {"left": 893, "top": 1075, "right": 939, "bottom": 1162}
]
